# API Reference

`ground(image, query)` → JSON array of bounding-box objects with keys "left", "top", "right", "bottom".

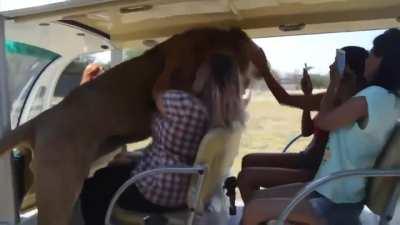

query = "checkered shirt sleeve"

[{"left": 133, "top": 90, "right": 209, "bottom": 207}]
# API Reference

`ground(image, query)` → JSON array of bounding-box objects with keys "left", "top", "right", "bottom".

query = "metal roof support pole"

[{"left": 0, "top": 16, "right": 18, "bottom": 225}]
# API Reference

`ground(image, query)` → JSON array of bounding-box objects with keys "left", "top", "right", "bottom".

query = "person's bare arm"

[
  {"left": 266, "top": 75, "right": 324, "bottom": 111},
  {"left": 315, "top": 67, "right": 367, "bottom": 131},
  {"left": 249, "top": 46, "right": 324, "bottom": 111},
  {"left": 301, "top": 68, "right": 316, "bottom": 136},
  {"left": 315, "top": 97, "right": 367, "bottom": 131},
  {"left": 301, "top": 110, "right": 314, "bottom": 136}
]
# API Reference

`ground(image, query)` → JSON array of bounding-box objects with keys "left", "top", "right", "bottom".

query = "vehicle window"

[
  {"left": 51, "top": 48, "right": 144, "bottom": 105},
  {"left": 51, "top": 51, "right": 113, "bottom": 106},
  {"left": 6, "top": 40, "right": 60, "bottom": 128}
]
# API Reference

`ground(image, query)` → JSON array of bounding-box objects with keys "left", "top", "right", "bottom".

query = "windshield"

[{"left": 6, "top": 40, "right": 60, "bottom": 128}]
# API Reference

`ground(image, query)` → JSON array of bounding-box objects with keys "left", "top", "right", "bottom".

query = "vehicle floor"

[{"left": 18, "top": 199, "right": 400, "bottom": 225}]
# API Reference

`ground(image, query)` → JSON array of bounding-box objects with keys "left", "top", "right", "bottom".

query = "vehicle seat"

[
  {"left": 256, "top": 122, "right": 400, "bottom": 225},
  {"left": 365, "top": 122, "right": 400, "bottom": 224},
  {"left": 110, "top": 122, "right": 244, "bottom": 225}
]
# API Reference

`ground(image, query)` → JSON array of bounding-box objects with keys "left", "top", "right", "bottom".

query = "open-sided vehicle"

[{"left": 1, "top": 1, "right": 400, "bottom": 225}]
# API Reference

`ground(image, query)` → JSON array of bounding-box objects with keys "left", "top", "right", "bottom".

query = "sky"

[{"left": 254, "top": 29, "right": 385, "bottom": 75}]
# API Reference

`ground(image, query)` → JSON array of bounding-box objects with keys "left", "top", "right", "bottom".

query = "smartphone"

[{"left": 335, "top": 49, "right": 346, "bottom": 76}]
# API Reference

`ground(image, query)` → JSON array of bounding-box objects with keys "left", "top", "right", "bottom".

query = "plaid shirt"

[{"left": 132, "top": 90, "right": 209, "bottom": 207}]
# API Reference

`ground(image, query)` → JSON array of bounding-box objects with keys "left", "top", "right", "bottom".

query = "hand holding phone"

[{"left": 335, "top": 49, "right": 346, "bottom": 76}]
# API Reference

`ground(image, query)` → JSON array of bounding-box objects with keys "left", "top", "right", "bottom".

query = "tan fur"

[{"left": 0, "top": 27, "right": 264, "bottom": 225}]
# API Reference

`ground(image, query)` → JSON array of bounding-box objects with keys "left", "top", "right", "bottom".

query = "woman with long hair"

[
  {"left": 193, "top": 53, "right": 246, "bottom": 127},
  {"left": 237, "top": 46, "right": 369, "bottom": 203},
  {"left": 242, "top": 28, "right": 400, "bottom": 225}
]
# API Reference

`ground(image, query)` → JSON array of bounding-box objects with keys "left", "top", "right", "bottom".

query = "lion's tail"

[{"left": 0, "top": 121, "right": 34, "bottom": 156}]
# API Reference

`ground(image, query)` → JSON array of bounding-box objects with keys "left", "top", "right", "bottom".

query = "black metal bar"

[
  {"left": 0, "top": 15, "right": 18, "bottom": 225},
  {"left": 58, "top": 19, "right": 110, "bottom": 39}
]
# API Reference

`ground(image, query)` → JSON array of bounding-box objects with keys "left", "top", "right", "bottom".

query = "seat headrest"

[
  {"left": 366, "top": 121, "right": 400, "bottom": 215},
  {"left": 187, "top": 122, "right": 244, "bottom": 212}
]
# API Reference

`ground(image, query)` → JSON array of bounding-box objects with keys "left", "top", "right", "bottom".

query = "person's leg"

[
  {"left": 118, "top": 185, "right": 182, "bottom": 213},
  {"left": 310, "top": 195, "right": 363, "bottom": 225},
  {"left": 242, "top": 197, "right": 326, "bottom": 225},
  {"left": 80, "top": 165, "right": 134, "bottom": 225},
  {"left": 241, "top": 153, "right": 301, "bottom": 169},
  {"left": 237, "top": 167, "right": 313, "bottom": 203},
  {"left": 250, "top": 183, "right": 306, "bottom": 200}
]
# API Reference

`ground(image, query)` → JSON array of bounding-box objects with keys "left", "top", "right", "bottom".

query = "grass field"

[
  {"left": 230, "top": 91, "right": 311, "bottom": 175},
  {"left": 128, "top": 90, "right": 312, "bottom": 175}
]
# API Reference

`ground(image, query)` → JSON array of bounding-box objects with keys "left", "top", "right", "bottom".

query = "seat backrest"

[
  {"left": 366, "top": 122, "right": 400, "bottom": 215},
  {"left": 186, "top": 122, "right": 243, "bottom": 213}
]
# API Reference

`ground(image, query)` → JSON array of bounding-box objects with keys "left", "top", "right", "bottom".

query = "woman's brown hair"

[{"left": 193, "top": 53, "right": 246, "bottom": 127}]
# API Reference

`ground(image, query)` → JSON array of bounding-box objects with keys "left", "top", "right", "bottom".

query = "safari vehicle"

[{"left": 1, "top": 1, "right": 400, "bottom": 225}]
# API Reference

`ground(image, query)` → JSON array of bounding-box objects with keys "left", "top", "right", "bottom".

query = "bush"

[
  {"left": 249, "top": 70, "right": 329, "bottom": 91},
  {"left": 309, "top": 74, "right": 329, "bottom": 89}
]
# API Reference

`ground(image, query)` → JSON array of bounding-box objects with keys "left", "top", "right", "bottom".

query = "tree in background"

[{"left": 251, "top": 69, "right": 329, "bottom": 91}]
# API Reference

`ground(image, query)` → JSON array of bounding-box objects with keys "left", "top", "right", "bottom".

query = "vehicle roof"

[{"left": 2, "top": 0, "right": 400, "bottom": 47}]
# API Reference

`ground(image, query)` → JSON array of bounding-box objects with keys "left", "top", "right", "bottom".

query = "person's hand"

[
  {"left": 152, "top": 89, "right": 166, "bottom": 115},
  {"left": 301, "top": 68, "right": 313, "bottom": 95},
  {"left": 80, "top": 63, "right": 104, "bottom": 85},
  {"left": 329, "top": 63, "right": 341, "bottom": 86}
]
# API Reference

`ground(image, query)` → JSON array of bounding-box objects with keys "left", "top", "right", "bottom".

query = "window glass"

[
  {"left": 51, "top": 48, "right": 145, "bottom": 105},
  {"left": 51, "top": 50, "right": 112, "bottom": 105},
  {"left": 6, "top": 40, "right": 60, "bottom": 128}
]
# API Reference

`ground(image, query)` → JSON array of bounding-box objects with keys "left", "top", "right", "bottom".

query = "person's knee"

[
  {"left": 241, "top": 154, "right": 250, "bottom": 168},
  {"left": 238, "top": 169, "right": 261, "bottom": 202},
  {"left": 242, "top": 199, "right": 275, "bottom": 225},
  {"left": 242, "top": 154, "right": 258, "bottom": 168},
  {"left": 237, "top": 169, "right": 250, "bottom": 190}
]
